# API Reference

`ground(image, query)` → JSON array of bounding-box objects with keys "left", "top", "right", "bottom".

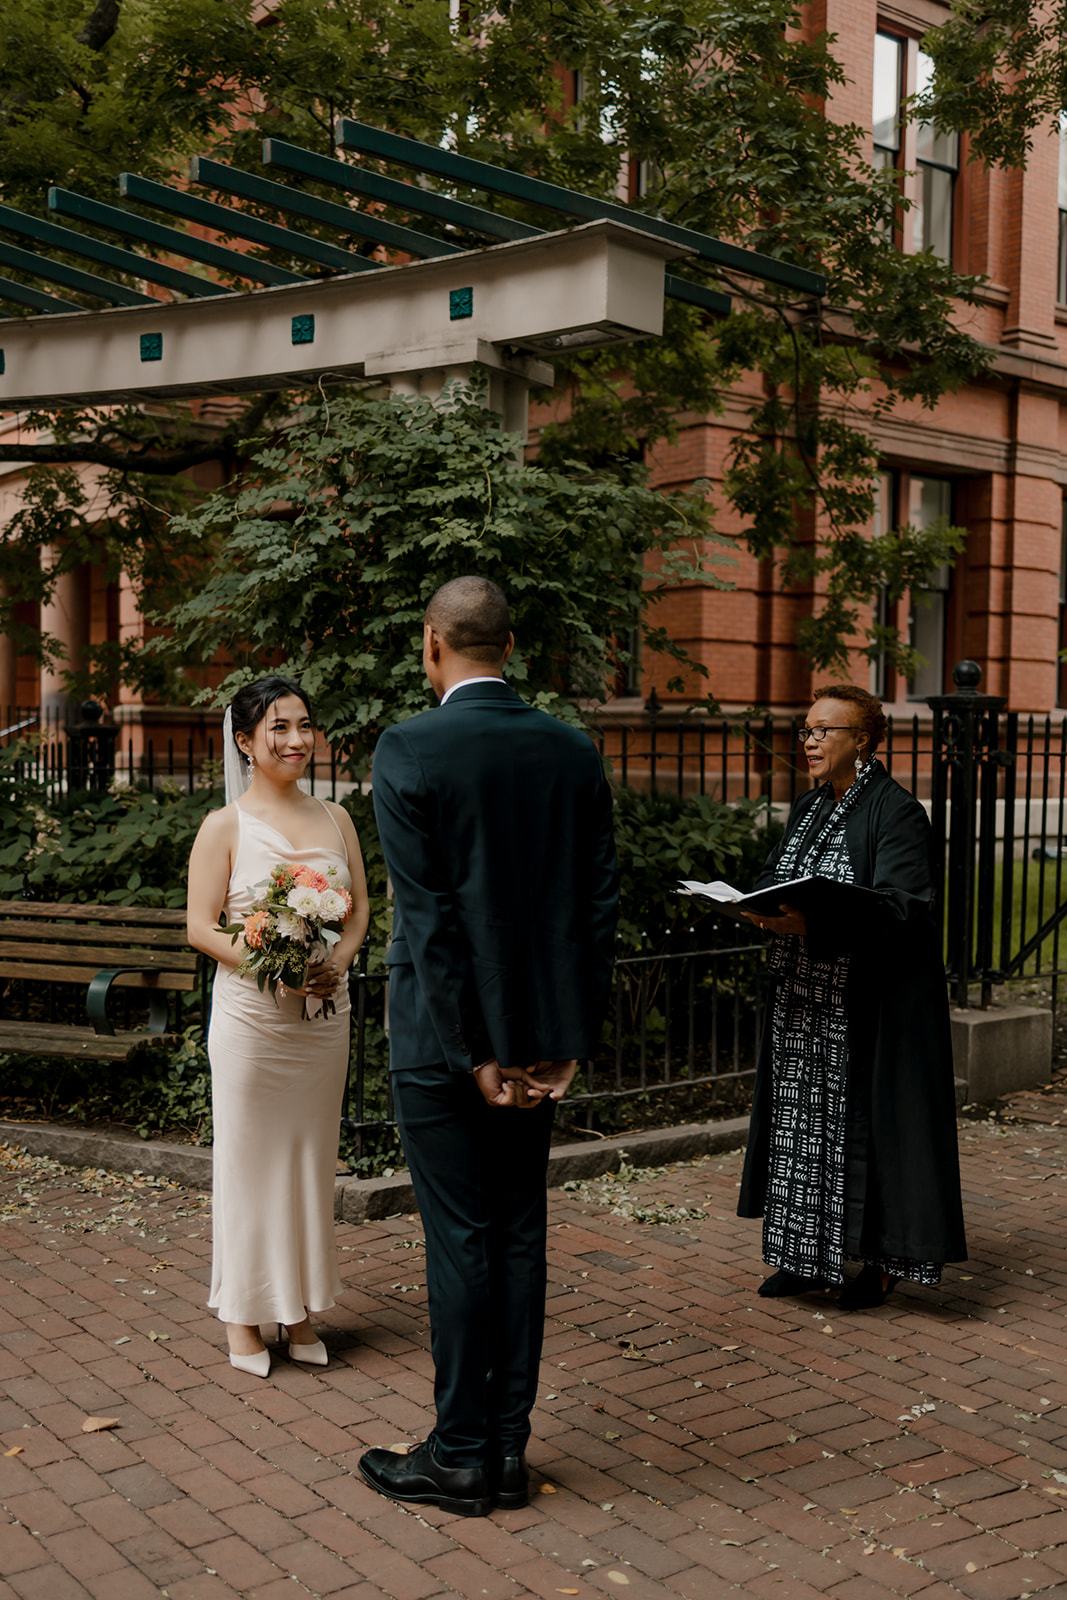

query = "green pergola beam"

[
  {"left": 663, "top": 275, "right": 732, "bottom": 315},
  {"left": 0, "top": 199, "right": 229, "bottom": 302},
  {"left": 336, "top": 118, "right": 825, "bottom": 296},
  {"left": 0, "top": 275, "right": 80, "bottom": 314},
  {"left": 267, "top": 137, "right": 730, "bottom": 315},
  {"left": 192, "top": 155, "right": 462, "bottom": 260},
  {"left": 47, "top": 189, "right": 251, "bottom": 293},
  {"left": 117, "top": 175, "right": 314, "bottom": 286},
  {"left": 263, "top": 139, "right": 539, "bottom": 244},
  {"left": 0, "top": 238, "right": 154, "bottom": 307}
]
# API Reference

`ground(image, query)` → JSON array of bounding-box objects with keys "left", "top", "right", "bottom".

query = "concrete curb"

[
  {"left": 1, "top": 1114, "right": 751, "bottom": 1222},
  {"left": 0, "top": 1119, "right": 213, "bottom": 1189}
]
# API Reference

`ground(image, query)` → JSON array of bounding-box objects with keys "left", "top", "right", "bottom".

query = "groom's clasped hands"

[{"left": 473, "top": 1058, "right": 579, "bottom": 1109}]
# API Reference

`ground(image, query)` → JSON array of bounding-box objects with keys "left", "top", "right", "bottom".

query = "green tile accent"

[
  {"left": 291, "top": 313, "right": 315, "bottom": 345},
  {"left": 449, "top": 287, "right": 473, "bottom": 321},
  {"left": 140, "top": 332, "right": 163, "bottom": 362},
  {"left": 0, "top": 351, "right": 5, "bottom": 376}
]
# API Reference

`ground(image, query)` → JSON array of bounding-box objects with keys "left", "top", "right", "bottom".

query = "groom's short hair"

[{"left": 426, "top": 576, "right": 511, "bottom": 664}]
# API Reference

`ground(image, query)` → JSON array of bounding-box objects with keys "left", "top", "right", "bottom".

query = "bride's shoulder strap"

[{"left": 316, "top": 797, "right": 348, "bottom": 860}]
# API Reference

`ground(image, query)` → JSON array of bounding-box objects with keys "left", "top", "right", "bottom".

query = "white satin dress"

[{"left": 207, "top": 800, "right": 351, "bottom": 1326}]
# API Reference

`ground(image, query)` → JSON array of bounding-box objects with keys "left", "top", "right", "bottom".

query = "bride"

[{"left": 187, "top": 675, "right": 369, "bottom": 1375}]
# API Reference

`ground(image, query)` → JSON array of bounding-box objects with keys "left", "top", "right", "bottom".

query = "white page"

[{"left": 677, "top": 879, "right": 743, "bottom": 901}]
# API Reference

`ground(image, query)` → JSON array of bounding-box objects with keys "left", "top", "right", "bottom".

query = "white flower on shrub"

[
  {"left": 286, "top": 886, "right": 320, "bottom": 917},
  {"left": 274, "top": 910, "right": 306, "bottom": 941},
  {"left": 318, "top": 889, "right": 347, "bottom": 922}
]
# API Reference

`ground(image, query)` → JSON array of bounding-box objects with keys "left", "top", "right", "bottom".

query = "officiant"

[{"left": 736, "top": 684, "right": 966, "bottom": 1310}]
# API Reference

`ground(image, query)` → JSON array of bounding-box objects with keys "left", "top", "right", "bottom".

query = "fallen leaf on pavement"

[
  {"left": 556, "top": 1591, "right": 579, "bottom": 1596},
  {"left": 4, "top": 1446, "right": 23, "bottom": 1456},
  {"left": 606, "top": 1575, "right": 630, "bottom": 1587},
  {"left": 539, "top": 1482, "right": 558, "bottom": 1494},
  {"left": 863, "top": 1545, "right": 876, "bottom": 1556},
  {"left": 965, "top": 1563, "right": 978, "bottom": 1573},
  {"left": 388, "top": 1443, "right": 412, "bottom": 1455},
  {"left": 81, "top": 1417, "right": 119, "bottom": 1433}
]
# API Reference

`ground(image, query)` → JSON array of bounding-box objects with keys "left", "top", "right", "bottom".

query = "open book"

[{"left": 677, "top": 874, "right": 883, "bottom": 924}]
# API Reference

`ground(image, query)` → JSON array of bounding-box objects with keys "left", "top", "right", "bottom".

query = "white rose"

[
  {"left": 286, "top": 886, "right": 319, "bottom": 917},
  {"left": 318, "top": 889, "right": 347, "bottom": 922}
]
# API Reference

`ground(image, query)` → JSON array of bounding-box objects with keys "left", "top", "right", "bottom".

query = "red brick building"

[{"left": 589, "top": 0, "right": 1067, "bottom": 719}]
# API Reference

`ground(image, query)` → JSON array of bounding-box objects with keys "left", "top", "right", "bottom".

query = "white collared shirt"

[{"left": 439, "top": 676, "right": 508, "bottom": 706}]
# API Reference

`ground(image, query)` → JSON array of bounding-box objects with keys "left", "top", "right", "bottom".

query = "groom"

[{"left": 360, "top": 575, "right": 619, "bottom": 1517}]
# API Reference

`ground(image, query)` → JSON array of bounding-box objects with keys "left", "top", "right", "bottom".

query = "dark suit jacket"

[{"left": 372, "top": 682, "right": 619, "bottom": 1073}]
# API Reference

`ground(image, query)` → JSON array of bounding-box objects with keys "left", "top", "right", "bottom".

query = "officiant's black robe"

[{"left": 738, "top": 762, "right": 967, "bottom": 1266}]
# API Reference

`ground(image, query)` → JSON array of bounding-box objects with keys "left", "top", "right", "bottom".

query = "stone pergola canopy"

[{"left": 0, "top": 121, "right": 826, "bottom": 412}]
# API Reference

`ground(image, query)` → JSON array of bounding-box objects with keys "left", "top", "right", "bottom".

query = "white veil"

[{"left": 222, "top": 705, "right": 252, "bottom": 805}]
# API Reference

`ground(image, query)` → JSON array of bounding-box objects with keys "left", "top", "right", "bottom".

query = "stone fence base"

[{"left": 950, "top": 1003, "right": 1054, "bottom": 1104}]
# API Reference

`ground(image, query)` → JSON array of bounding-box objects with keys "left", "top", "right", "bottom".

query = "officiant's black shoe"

[
  {"left": 358, "top": 1439, "right": 493, "bottom": 1517},
  {"left": 758, "top": 1268, "right": 829, "bottom": 1298},
  {"left": 839, "top": 1264, "right": 900, "bottom": 1311},
  {"left": 493, "top": 1454, "right": 529, "bottom": 1509}
]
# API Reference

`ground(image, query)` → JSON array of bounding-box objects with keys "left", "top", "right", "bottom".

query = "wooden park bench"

[{"left": 0, "top": 902, "right": 205, "bottom": 1061}]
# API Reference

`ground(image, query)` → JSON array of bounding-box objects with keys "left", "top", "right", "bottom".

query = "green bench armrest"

[{"left": 86, "top": 968, "right": 172, "bottom": 1037}]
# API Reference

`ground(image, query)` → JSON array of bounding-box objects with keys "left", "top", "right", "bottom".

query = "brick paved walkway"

[{"left": 3, "top": 1097, "right": 1067, "bottom": 1600}]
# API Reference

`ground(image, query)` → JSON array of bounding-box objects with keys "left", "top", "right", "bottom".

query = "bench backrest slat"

[
  {"left": 0, "top": 919, "right": 192, "bottom": 949},
  {"left": 0, "top": 960, "right": 199, "bottom": 991},
  {"left": 0, "top": 901, "right": 188, "bottom": 926},
  {"left": 0, "top": 941, "right": 199, "bottom": 971}
]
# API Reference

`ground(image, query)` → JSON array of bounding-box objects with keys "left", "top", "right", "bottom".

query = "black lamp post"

[{"left": 66, "top": 700, "right": 118, "bottom": 793}]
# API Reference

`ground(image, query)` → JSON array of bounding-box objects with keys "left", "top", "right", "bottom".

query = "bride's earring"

[{"left": 247, "top": 751, "right": 255, "bottom": 777}]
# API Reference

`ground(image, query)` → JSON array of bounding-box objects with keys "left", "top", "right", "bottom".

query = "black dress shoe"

[
  {"left": 358, "top": 1439, "right": 493, "bottom": 1517},
  {"left": 839, "top": 1264, "right": 900, "bottom": 1311},
  {"left": 758, "top": 1268, "right": 829, "bottom": 1298},
  {"left": 494, "top": 1454, "right": 529, "bottom": 1509}
]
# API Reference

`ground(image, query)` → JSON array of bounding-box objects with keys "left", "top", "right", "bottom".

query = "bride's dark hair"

[{"left": 229, "top": 675, "right": 313, "bottom": 749}]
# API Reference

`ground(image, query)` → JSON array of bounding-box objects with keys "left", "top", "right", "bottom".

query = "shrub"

[
  {"left": 0, "top": 741, "right": 219, "bottom": 906},
  {"left": 611, "top": 785, "right": 779, "bottom": 955}
]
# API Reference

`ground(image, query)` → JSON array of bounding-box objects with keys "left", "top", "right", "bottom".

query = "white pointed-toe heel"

[
  {"left": 283, "top": 1328, "right": 329, "bottom": 1366},
  {"left": 228, "top": 1348, "right": 271, "bottom": 1378}
]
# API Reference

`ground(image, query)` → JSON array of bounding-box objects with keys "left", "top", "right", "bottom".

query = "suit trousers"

[{"left": 392, "top": 1066, "right": 555, "bottom": 1468}]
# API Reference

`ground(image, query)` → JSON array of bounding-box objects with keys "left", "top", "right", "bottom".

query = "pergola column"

[
  {"left": 0, "top": 586, "right": 17, "bottom": 714},
  {"left": 38, "top": 547, "right": 89, "bottom": 717}
]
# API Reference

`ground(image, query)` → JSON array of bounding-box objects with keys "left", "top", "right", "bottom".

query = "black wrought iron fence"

[
  {"left": 339, "top": 930, "right": 769, "bottom": 1151},
  {"left": 8, "top": 672, "right": 1067, "bottom": 1139},
  {"left": 925, "top": 667, "right": 1067, "bottom": 1011},
  {"left": 0, "top": 704, "right": 351, "bottom": 800}
]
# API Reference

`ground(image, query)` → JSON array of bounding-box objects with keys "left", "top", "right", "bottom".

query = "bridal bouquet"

[{"left": 223, "top": 861, "right": 353, "bottom": 1019}]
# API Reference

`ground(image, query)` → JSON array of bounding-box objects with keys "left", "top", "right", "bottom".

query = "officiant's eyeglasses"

[{"left": 798, "top": 724, "right": 856, "bottom": 744}]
